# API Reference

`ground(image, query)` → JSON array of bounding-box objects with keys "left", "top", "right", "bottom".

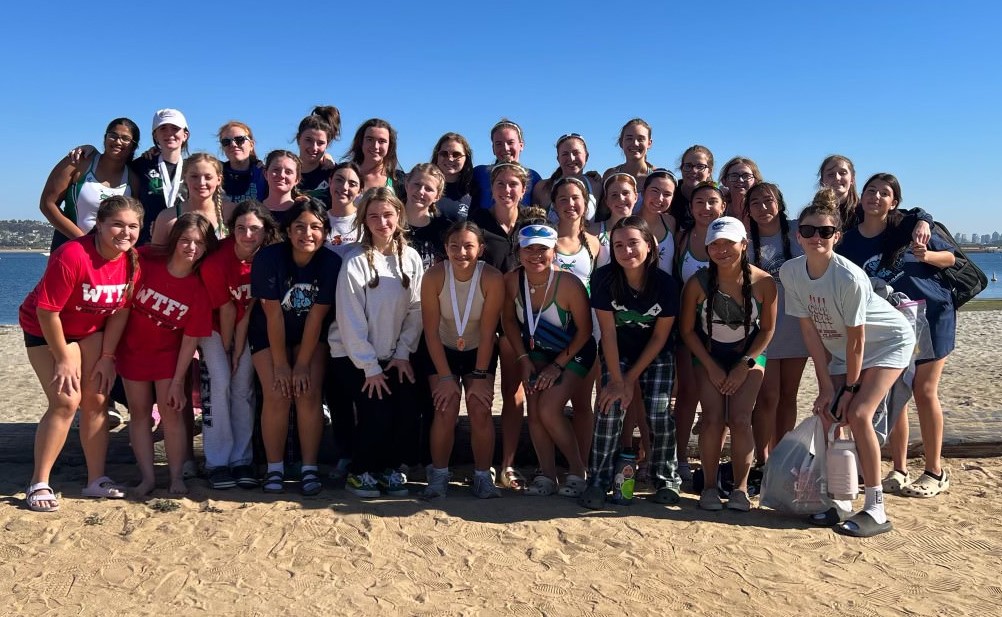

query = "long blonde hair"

[{"left": 183, "top": 152, "right": 227, "bottom": 236}]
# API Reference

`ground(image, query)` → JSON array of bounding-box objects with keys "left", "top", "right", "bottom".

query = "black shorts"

[
  {"left": 415, "top": 336, "right": 499, "bottom": 378},
  {"left": 23, "top": 331, "right": 82, "bottom": 348},
  {"left": 527, "top": 337, "right": 598, "bottom": 378}
]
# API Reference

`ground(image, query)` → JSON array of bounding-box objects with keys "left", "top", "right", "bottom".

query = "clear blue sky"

[{"left": 2, "top": 1, "right": 998, "bottom": 236}]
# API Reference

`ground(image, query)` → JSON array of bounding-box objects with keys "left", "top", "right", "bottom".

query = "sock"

[
  {"left": 895, "top": 468, "right": 908, "bottom": 476},
  {"left": 863, "top": 486, "right": 887, "bottom": 524},
  {"left": 301, "top": 465, "right": 318, "bottom": 474},
  {"left": 267, "top": 462, "right": 284, "bottom": 475},
  {"left": 924, "top": 469, "right": 943, "bottom": 481}
]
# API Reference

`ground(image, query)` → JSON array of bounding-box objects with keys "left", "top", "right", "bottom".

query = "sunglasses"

[
  {"left": 437, "top": 149, "right": 466, "bottom": 160},
  {"left": 220, "top": 135, "right": 250, "bottom": 148},
  {"left": 799, "top": 224, "right": 838, "bottom": 239}
]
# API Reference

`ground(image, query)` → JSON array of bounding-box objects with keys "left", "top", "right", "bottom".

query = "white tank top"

[
  {"left": 69, "top": 154, "right": 131, "bottom": 232},
  {"left": 679, "top": 234, "right": 709, "bottom": 283},
  {"left": 554, "top": 241, "right": 595, "bottom": 292}
]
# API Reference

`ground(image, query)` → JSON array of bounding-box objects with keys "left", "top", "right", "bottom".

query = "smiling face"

[
  {"left": 861, "top": 179, "right": 898, "bottom": 219},
  {"left": 363, "top": 127, "right": 391, "bottom": 166},
  {"left": 554, "top": 182, "right": 586, "bottom": 224},
  {"left": 154, "top": 123, "right": 188, "bottom": 153},
  {"left": 519, "top": 243, "right": 553, "bottom": 273},
  {"left": 289, "top": 211, "right": 325, "bottom": 255},
  {"left": 557, "top": 137, "right": 587, "bottom": 176},
  {"left": 266, "top": 155, "right": 300, "bottom": 195},
  {"left": 220, "top": 125, "right": 253, "bottom": 164},
  {"left": 436, "top": 139, "right": 467, "bottom": 181},
  {"left": 364, "top": 200, "right": 399, "bottom": 246},
  {"left": 330, "top": 167, "right": 361, "bottom": 207},
  {"left": 681, "top": 151, "right": 712, "bottom": 189},
  {"left": 821, "top": 159, "right": 853, "bottom": 201},
  {"left": 446, "top": 229, "right": 483, "bottom": 269},
  {"left": 104, "top": 122, "right": 137, "bottom": 159},
  {"left": 297, "top": 128, "right": 328, "bottom": 166},
  {"left": 747, "top": 186, "right": 780, "bottom": 227},
  {"left": 233, "top": 212, "right": 266, "bottom": 255},
  {"left": 96, "top": 209, "right": 141, "bottom": 256},
  {"left": 491, "top": 168, "right": 526, "bottom": 209},
  {"left": 723, "top": 163, "right": 755, "bottom": 197},
  {"left": 643, "top": 176, "right": 676, "bottom": 215},
  {"left": 611, "top": 226, "right": 650, "bottom": 271},
  {"left": 407, "top": 172, "right": 443, "bottom": 211},
  {"left": 690, "top": 186, "right": 726, "bottom": 228},
  {"left": 606, "top": 179, "right": 637, "bottom": 220},
  {"left": 184, "top": 161, "right": 221, "bottom": 201},
  {"left": 707, "top": 238, "right": 745, "bottom": 268},
  {"left": 620, "top": 123, "right": 652, "bottom": 162},
  {"left": 492, "top": 127, "right": 523, "bottom": 161},
  {"left": 174, "top": 227, "right": 207, "bottom": 264}
]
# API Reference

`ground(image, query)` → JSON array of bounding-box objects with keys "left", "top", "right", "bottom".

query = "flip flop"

[
  {"left": 500, "top": 467, "right": 526, "bottom": 491},
  {"left": 835, "top": 512, "right": 893, "bottom": 538},
  {"left": 26, "top": 482, "right": 60, "bottom": 512},
  {"left": 82, "top": 476, "right": 126, "bottom": 499}
]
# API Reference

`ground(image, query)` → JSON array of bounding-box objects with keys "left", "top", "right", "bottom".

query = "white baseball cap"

[
  {"left": 518, "top": 224, "right": 558, "bottom": 248},
  {"left": 152, "top": 108, "right": 188, "bottom": 131},
  {"left": 705, "top": 216, "right": 747, "bottom": 245}
]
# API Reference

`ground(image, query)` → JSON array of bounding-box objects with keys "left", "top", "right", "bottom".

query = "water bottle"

[
  {"left": 826, "top": 426, "right": 859, "bottom": 501},
  {"left": 612, "top": 450, "right": 637, "bottom": 505}
]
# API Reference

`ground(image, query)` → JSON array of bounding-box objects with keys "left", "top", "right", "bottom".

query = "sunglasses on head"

[
  {"left": 799, "top": 224, "right": 837, "bottom": 239},
  {"left": 220, "top": 136, "right": 250, "bottom": 147}
]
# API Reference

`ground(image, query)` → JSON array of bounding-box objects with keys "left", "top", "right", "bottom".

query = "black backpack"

[{"left": 931, "top": 221, "right": 987, "bottom": 308}]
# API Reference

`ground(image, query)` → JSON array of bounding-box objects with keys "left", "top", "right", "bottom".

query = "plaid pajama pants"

[{"left": 589, "top": 354, "right": 680, "bottom": 491}]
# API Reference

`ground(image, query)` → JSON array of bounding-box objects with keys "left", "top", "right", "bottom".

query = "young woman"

[
  {"left": 602, "top": 119, "right": 656, "bottom": 195},
  {"left": 295, "top": 106, "right": 341, "bottom": 208},
  {"left": 719, "top": 157, "right": 762, "bottom": 225},
  {"left": 590, "top": 172, "right": 638, "bottom": 260},
  {"left": 468, "top": 162, "right": 529, "bottom": 489},
  {"left": 431, "top": 132, "right": 475, "bottom": 221},
  {"left": 405, "top": 163, "right": 451, "bottom": 270},
  {"left": 673, "top": 145, "right": 714, "bottom": 232},
  {"left": 262, "top": 150, "right": 305, "bottom": 229},
  {"left": 199, "top": 201, "right": 280, "bottom": 490},
  {"left": 151, "top": 153, "right": 234, "bottom": 245},
  {"left": 20, "top": 196, "right": 142, "bottom": 511},
  {"left": 41, "top": 118, "right": 140, "bottom": 251},
  {"left": 327, "top": 161, "right": 363, "bottom": 256},
  {"left": 836, "top": 174, "right": 956, "bottom": 499},
  {"left": 420, "top": 221, "right": 505, "bottom": 498},
  {"left": 780, "top": 188, "right": 915, "bottom": 537},
  {"left": 344, "top": 118, "right": 407, "bottom": 201},
  {"left": 680, "top": 217, "right": 777, "bottom": 512},
  {"left": 533, "top": 133, "right": 604, "bottom": 222},
  {"left": 329, "top": 187, "right": 423, "bottom": 498},
  {"left": 817, "top": 154, "right": 933, "bottom": 243},
  {"left": 119, "top": 213, "right": 216, "bottom": 497},
  {"left": 582, "top": 216, "right": 682, "bottom": 509},
  {"left": 501, "top": 223, "right": 594, "bottom": 497},
  {"left": 638, "top": 169, "right": 680, "bottom": 274},
  {"left": 746, "top": 183, "right": 807, "bottom": 465},
  {"left": 469, "top": 119, "right": 543, "bottom": 210},
  {"left": 218, "top": 121, "right": 268, "bottom": 203},
  {"left": 250, "top": 199, "right": 339, "bottom": 496},
  {"left": 672, "top": 181, "right": 726, "bottom": 481},
  {"left": 132, "top": 109, "right": 190, "bottom": 246},
  {"left": 551, "top": 177, "right": 602, "bottom": 464}
]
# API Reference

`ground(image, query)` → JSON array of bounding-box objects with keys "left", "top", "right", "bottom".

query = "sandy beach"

[{"left": 1, "top": 311, "right": 1000, "bottom": 616}]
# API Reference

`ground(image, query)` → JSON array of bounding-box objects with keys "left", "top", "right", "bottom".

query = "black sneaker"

[
  {"left": 232, "top": 465, "right": 259, "bottom": 489},
  {"left": 209, "top": 467, "right": 237, "bottom": 490}
]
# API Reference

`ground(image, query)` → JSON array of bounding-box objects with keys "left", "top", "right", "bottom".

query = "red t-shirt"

[
  {"left": 199, "top": 236, "right": 254, "bottom": 334},
  {"left": 19, "top": 236, "right": 134, "bottom": 339},
  {"left": 117, "top": 248, "right": 212, "bottom": 381}
]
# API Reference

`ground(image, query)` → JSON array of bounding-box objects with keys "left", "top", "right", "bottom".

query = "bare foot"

[
  {"left": 168, "top": 478, "right": 189, "bottom": 495},
  {"left": 130, "top": 480, "right": 156, "bottom": 500}
]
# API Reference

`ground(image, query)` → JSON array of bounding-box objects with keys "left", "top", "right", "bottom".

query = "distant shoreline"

[{"left": 0, "top": 248, "right": 47, "bottom": 253}]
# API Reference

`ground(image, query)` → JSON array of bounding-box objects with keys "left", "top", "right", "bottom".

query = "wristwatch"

[
  {"left": 844, "top": 381, "right": 862, "bottom": 393},
  {"left": 466, "top": 369, "right": 490, "bottom": 380},
  {"left": 742, "top": 355, "right": 756, "bottom": 368}
]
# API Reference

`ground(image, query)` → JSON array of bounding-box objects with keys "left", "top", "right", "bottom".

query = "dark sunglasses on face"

[
  {"left": 220, "top": 136, "right": 250, "bottom": 147},
  {"left": 799, "top": 224, "right": 837, "bottom": 239}
]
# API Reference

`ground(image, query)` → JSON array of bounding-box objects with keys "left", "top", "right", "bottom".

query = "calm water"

[{"left": 1, "top": 250, "right": 1000, "bottom": 325}]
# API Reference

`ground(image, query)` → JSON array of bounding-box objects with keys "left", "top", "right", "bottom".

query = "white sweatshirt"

[{"left": 330, "top": 243, "right": 424, "bottom": 376}]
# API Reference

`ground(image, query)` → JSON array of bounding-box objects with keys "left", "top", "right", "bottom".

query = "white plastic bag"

[{"left": 760, "top": 416, "right": 831, "bottom": 514}]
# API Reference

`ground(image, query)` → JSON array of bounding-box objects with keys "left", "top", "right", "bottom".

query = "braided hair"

[
  {"left": 747, "top": 182, "right": 792, "bottom": 266},
  {"left": 354, "top": 187, "right": 412, "bottom": 289}
]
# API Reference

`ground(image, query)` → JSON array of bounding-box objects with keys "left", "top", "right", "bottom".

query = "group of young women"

[{"left": 24, "top": 111, "right": 957, "bottom": 537}]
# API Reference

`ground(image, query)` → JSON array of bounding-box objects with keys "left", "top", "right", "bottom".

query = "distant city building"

[
  {"left": 982, "top": 234, "right": 991, "bottom": 244},
  {"left": 993, "top": 232, "right": 1000, "bottom": 243},
  {"left": 959, "top": 233, "right": 968, "bottom": 243},
  {"left": 971, "top": 231, "right": 980, "bottom": 244}
]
